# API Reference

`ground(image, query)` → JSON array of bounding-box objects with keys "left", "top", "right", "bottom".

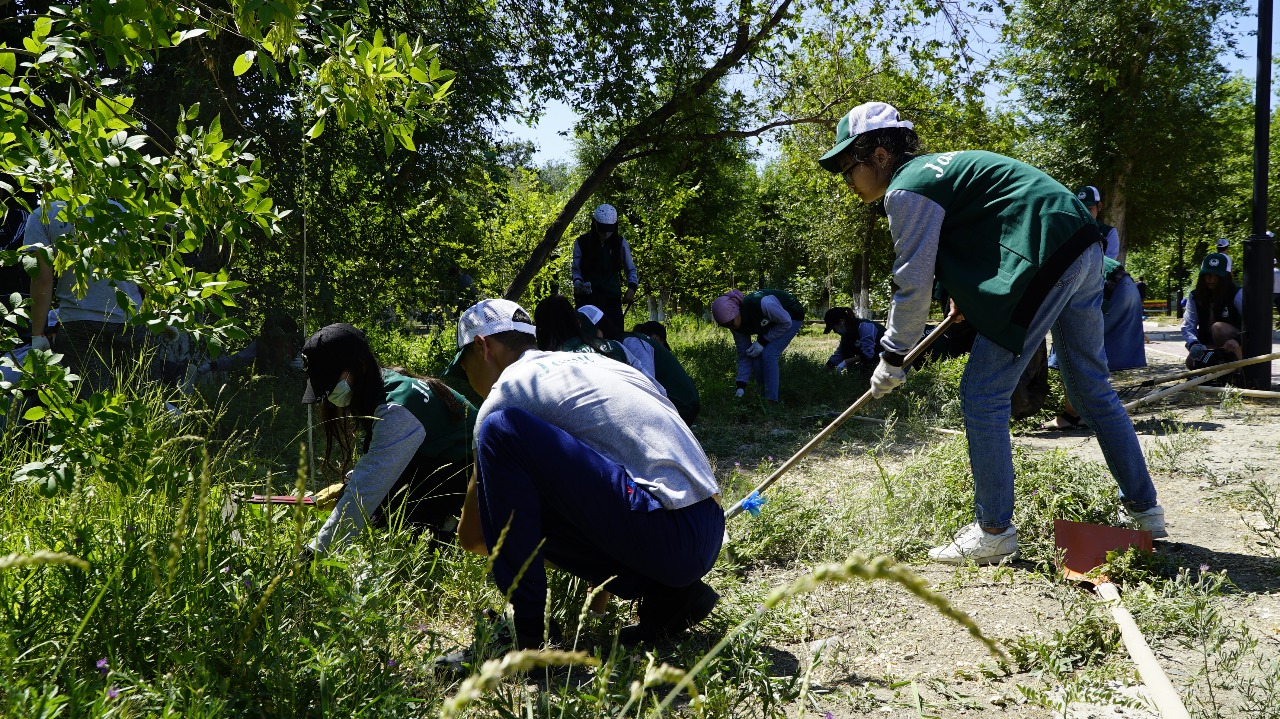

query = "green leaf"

[
  {"left": 305, "top": 116, "right": 325, "bottom": 139},
  {"left": 0, "top": 53, "right": 14, "bottom": 76},
  {"left": 233, "top": 51, "right": 256, "bottom": 76},
  {"left": 22, "top": 406, "right": 46, "bottom": 421},
  {"left": 173, "top": 28, "right": 208, "bottom": 45}
]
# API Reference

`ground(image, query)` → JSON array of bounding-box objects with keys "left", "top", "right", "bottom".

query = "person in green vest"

[
  {"left": 593, "top": 311, "right": 702, "bottom": 425},
  {"left": 532, "top": 295, "right": 632, "bottom": 365},
  {"left": 572, "top": 203, "right": 639, "bottom": 330},
  {"left": 710, "top": 288, "right": 805, "bottom": 402},
  {"left": 299, "top": 323, "right": 476, "bottom": 557},
  {"left": 818, "top": 101, "right": 1165, "bottom": 564}
]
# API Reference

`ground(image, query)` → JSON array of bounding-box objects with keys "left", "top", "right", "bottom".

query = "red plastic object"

[{"left": 1054, "top": 519, "right": 1153, "bottom": 581}]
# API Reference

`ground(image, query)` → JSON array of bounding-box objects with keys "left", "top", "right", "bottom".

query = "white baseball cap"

[
  {"left": 592, "top": 204, "right": 618, "bottom": 225},
  {"left": 818, "top": 102, "right": 914, "bottom": 172},
  {"left": 455, "top": 298, "right": 535, "bottom": 349}
]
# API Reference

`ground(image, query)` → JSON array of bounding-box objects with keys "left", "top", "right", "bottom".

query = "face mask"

[{"left": 327, "top": 379, "right": 353, "bottom": 408}]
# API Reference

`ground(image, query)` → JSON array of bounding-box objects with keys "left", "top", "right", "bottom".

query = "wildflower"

[
  {"left": 825, "top": 713, "right": 835, "bottom": 719},
  {"left": 767, "top": 455, "right": 774, "bottom": 462},
  {"left": 734, "top": 461, "right": 740, "bottom": 467},
  {"left": 107, "top": 686, "right": 119, "bottom": 700},
  {"left": 387, "top": 658, "right": 398, "bottom": 668},
  {"left": 125, "top": 524, "right": 137, "bottom": 533},
  {"left": 96, "top": 658, "right": 109, "bottom": 675},
  {"left": 1199, "top": 563, "right": 1210, "bottom": 572},
  {"left": 241, "top": 576, "right": 253, "bottom": 589}
]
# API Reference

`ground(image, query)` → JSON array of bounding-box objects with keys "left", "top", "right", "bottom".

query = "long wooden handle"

[
  {"left": 725, "top": 316, "right": 957, "bottom": 520},
  {"left": 1122, "top": 365, "right": 1238, "bottom": 411},
  {"left": 1132, "top": 351, "right": 1280, "bottom": 389},
  {"left": 1096, "top": 583, "right": 1191, "bottom": 719}
]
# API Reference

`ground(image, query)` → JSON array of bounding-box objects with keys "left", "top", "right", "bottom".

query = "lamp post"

[{"left": 1241, "top": 0, "right": 1274, "bottom": 390}]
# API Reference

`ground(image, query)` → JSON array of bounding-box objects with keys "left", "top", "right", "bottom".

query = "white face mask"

[{"left": 327, "top": 379, "right": 353, "bottom": 408}]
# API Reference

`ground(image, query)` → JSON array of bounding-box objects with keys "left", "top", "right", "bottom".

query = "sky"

[{"left": 496, "top": 5, "right": 1278, "bottom": 167}]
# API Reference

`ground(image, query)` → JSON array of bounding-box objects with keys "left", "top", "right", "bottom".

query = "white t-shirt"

[
  {"left": 23, "top": 201, "right": 142, "bottom": 324},
  {"left": 476, "top": 349, "right": 718, "bottom": 509}
]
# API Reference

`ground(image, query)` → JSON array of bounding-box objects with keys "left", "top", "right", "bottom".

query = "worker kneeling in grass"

[
  {"left": 818, "top": 102, "right": 1167, "bottom": 564},
  {"left": 447, "top": 299, "right": 723, "bottom": 649},
  {"left": 299, "top": 323, "right": 477, "bottom": 557}
]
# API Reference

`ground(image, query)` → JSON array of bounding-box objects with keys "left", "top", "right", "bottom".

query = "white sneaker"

[
  {"left": 1120, "top": 505, "right": 1168, "bottom": 539},
  {"left": 928, "top": 523, "right": 1018, "bottom": 565}
]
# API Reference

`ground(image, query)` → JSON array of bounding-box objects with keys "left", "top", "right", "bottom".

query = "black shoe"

[{"left": 618, "top": 580, "right": 719, "bottom": 646}]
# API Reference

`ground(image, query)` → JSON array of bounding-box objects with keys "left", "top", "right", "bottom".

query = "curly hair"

[{"left": 848, "top": 126, "right": 923, "bottom": 168}]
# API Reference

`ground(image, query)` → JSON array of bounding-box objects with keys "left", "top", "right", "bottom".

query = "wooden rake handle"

[{"left": 724, "top": 315, "right": 958, "bottom": 521}]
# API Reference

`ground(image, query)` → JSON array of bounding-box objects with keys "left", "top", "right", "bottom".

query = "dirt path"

[{"left": 734, "top": 348, "right": 1280, "bottom": 718}]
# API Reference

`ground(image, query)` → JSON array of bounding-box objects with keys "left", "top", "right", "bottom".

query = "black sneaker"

[{"left": 618, "top": 580, "right": 719, "bottom": 646}]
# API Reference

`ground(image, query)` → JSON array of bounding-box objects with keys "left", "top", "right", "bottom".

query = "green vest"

[
  {"left": 381, "top": 370, "right": 476, "bottom": 463},
  {"left": 627, "top": 332, "right": 699, "bottom": 417},
  {"left": 887, "top": 150, "right": 1096, "bottom": 353},
  {"left": 559, "top": 336, "right": 629, "bottom": 364},
  {"left": 739, "top": 289, "right": 806, "bottom": 332}
]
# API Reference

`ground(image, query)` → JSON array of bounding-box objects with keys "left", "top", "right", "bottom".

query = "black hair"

[
  {"left": 534, "top": 295, "right": 608, "bottom": 353},
  {"left": 631, "top": 321, "right": 670, "bottom": 349},
  {"left": 1193, "top": 272, "right": 1237, "bottom": 306},
  {"left": 594, "top": 312, "right": 625, "bottom": 341},
  {"left": 485, "top": 329, "right": 538, "bottom": 353},
  {"left": 848, "top": 126, "right": 923, "bottom": 170},
  {"left": 317, "top": 341, "right": 465, "bottom": 476}
]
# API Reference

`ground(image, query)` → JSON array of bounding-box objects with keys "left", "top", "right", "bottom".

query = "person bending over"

[
  {"left": 818, "top": 101, "right": 1165, "bottom": 564},
  {"left": 300, "top": 323, "right": 476, "bottom": 556},
  {"left": 448, "top": 299, "right": 722, "bottom": 649},
  {"left": 822, "top": 307, "right": 885, "bottom": 374},
  {"left": 711, "top": 288, "right": 805, "bottom": 403}
]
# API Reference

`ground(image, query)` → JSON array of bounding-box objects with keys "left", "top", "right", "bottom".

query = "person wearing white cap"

[
  {"left": 818, "top": 101, "right": 1166, "bottom": 565},
  {"left": 571, "top": 203, "right": 639, "bottom": 330},
  {"left": 1074, "top": 186, "right": 1120, "bottom": 260},
  {"left": 1214, "top": 238, "right": 1233, "bottom": 272},
  {"left": 445, "top": 298, "right": 722, "bottom": 651}
]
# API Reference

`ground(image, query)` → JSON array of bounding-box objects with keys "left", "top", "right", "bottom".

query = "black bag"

[{"left": 1011, "top": 340, "right": 1051, "bottom": 419}]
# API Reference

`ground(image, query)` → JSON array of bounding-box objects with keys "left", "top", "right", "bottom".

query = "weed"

[{"left": 1146, "top": 421, "right": 1208, "bottom": 476}]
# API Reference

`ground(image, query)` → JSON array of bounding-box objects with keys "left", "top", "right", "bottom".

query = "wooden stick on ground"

[
  {"left": 1189, "top": 385, "right": 1280, "bottom": 399},
  {"left": 1124, "top": 351, "right": 1280, "bottom": 390},
  {"left": 1096, "top": 582, "right": 1192, "bottom": 719},
  {"left": 1122, "top": 366, "right": 1238, "bottom": 411},
  {"left": 724, "top": 316, "right": 957, "bottom": 521}
]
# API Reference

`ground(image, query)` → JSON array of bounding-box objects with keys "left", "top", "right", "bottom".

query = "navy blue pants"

[{"left": 475, "top": 408, "right": 723, "bottom": 627}]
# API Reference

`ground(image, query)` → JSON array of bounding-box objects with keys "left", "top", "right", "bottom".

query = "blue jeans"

[
  {"left": 474, "top": 408, "right": 723, "bottom": 632},
  {"left": 961, "top": 246, "right": 1158, "bottom": 529},
  {"left": 736, "top": 319, "right": 802, "bottom": 401}
]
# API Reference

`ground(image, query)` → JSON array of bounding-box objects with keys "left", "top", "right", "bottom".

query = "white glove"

[
  {"left": 869, "top": 358, "right": 906, "bottom": 398},
  {"left": 30, "top": 335, "right": 50, "bottom": 351},
  {"left": 289, "top": 355, "right": 304, "bottom": 370},
  {"left": 745, "top": 341, "right": 764, "bottom": 358},
  {"left": 734, "top": 387, "right": 745, "bottom": 398}
]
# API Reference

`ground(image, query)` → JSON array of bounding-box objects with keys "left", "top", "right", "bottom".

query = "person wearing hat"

[
  {"left": 571, "top": 203, "right": 639, "bottom": 331},
  {"left": 823, "top": 307, "right": 886, "bottom": 374},
  {"left": 299, "top": 323, "right": 476, "bottom": 556},
  {"left": 1074, "top": 186, "right": 1120, "bottom": 260},
  {"left": 818, "top": 101, "right": 1166, "bottom": 564},
  {"left": 1180, "top": 252, "right": 1243, "bottom": 370},
  {"left": 1215, "top": 238, "right": 1233, "bottom": 272},
  {"left": 711, "top": 288, "right": 805, "bottom": 402},
  {"left": 447, "top": 299, "right": 722, "bottom": 649},
  {"left": 588, "top": 311, "right": 701, "bottom": 425}
]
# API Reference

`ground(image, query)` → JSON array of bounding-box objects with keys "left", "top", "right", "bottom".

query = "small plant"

[{"left": 1146, "top": 421, "right": 1208, "bottom": 476}]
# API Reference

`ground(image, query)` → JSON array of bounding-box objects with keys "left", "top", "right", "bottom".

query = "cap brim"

[
  {"left": 442, "top": 348, "right": 469, "bottom": 385},
  {"left": 818, "top": 136, "right": 856, "bottom": 172}
]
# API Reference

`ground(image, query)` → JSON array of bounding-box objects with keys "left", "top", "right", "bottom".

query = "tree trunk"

[
  {"left": 1105, "top": 158, "right": 1132, "bottom": 263},
  {"left": 501, "top": 0, "right": 795, "bottom": 301}
]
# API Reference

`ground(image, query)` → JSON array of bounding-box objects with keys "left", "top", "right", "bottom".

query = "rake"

[{"left": 724, "top": 316, "right": 957, "bottom": 521}]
